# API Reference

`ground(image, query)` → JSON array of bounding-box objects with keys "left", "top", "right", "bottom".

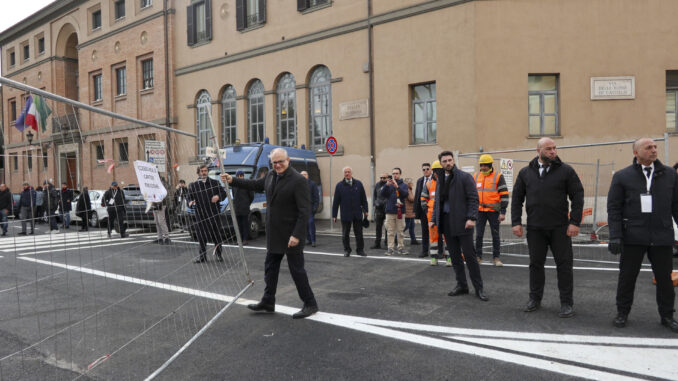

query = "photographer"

[{"left": 380, "top": 168, "right": 409, "bottom": 255}]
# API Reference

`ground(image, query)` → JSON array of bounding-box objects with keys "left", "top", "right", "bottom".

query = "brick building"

[{"left": 0, "top": 0, "right": 174, "bottom": 191}]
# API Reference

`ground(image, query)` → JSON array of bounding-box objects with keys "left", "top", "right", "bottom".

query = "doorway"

[{"left": 60, "top": 152, "right": 78, "bottom": 190}]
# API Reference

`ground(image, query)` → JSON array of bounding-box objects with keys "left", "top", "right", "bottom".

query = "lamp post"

[{"left": 26, "top": 130, "right": 34, "bottom": 145}]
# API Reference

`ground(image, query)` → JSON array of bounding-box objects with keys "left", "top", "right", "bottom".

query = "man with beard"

[
  {"left": 188, "top": 165, "right": 227, "bottom": 263},
  {"left": 511, "top": 137, "right": 584, "bottom": 318}
]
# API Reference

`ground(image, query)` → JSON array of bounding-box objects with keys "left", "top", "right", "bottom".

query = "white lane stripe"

[
  {"left": 18, "top": 240, "right": 155, "bottom": 256},
  {"left": 2, "top": 237, "right": 138, "bottom": 252},
  {"left": 170, "top": 240, "right": 641, "bottom": 273},
  {"left": 16, "top": 256, "right": 663, "bottom": 381}
]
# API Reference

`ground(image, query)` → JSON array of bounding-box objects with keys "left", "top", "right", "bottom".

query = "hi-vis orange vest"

[
  {"left": 420, "top": 177, "right": 439, "bottom": 244},
  {"left": 474, "top": 170, "right": 508, "bottom": 212}
]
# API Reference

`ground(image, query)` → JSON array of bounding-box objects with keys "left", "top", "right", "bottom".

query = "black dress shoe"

[
  {"left": 247, "top": 301, "right": 275, "bottom": 313},
  {"left": 292, "top": 304, "right": 319, "bottom": 319},
  {"left": 559, "top": 304, "right": 575, "bottom": 318},
  {"left": 18, "top": 232, "right": 26, "bottom": 236},
  {"left": 660, "top": 317, "right": 678, "bottom": 333},
  {"left": 344, "top": 250, "right": 351, "bottom": 257},
  {"left": 524, "top": 299, "right": 541, "bottom": 312},
  {"left": 311, "top": 242, "right": 316, "bottom": 247},
  {"left": 475, "top": 289, "right": 489, "bottom": 302},
  {"left": 193, "top": 257, "right": 206, "bottom": 263},
  {"left": 613, "top": 313, "right": 628, "bottom": 328},
  {"left": 447, "top": 286, "right": 470, "bottom": 297}
]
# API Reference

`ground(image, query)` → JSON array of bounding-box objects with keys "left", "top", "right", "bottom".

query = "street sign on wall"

[{"left": 145, "top": 140, "right": 166, "bottom": 173}]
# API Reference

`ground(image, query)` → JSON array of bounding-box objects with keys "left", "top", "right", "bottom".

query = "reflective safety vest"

[
  {"left": 421, "top": 177, "right": 439, "bottom": 244},
  {"left": 474, "top": 170, "right": 508, "bottom": 212}
]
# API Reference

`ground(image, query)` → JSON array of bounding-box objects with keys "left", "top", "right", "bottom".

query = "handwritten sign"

[{"left": 133, "top": 160, "right": 167, "bottom": 202}]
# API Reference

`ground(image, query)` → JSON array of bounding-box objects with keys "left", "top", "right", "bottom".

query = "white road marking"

[
  {"left": 171, "top": 240, "right": 644, "bottom": 273},
  {"left": 17, "top": 256, "right": 676, "bottom": 381},
  {"left": 16, "top": 240, "right": 155, "bottom": 256}
]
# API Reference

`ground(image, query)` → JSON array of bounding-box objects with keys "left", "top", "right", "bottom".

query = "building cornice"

[
  {"left": 175, "top": 0, "right": 473, "bottom": 77},
  {"left": 77, "top": 9, "right": 173, "bottom": 50},
  {"left": 2, "top": 56, "right": 76, "bottom": 79},
  {"left": 0, "top": 0, "right": 87, "bottom": 44}
]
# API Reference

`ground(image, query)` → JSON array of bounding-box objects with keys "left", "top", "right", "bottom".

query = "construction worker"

[
  {"left": 474, "top": 154, "right": 509, "bottom": 266},
  {"left": 421, "top": 160, "right": 451, "bottom": 266}
]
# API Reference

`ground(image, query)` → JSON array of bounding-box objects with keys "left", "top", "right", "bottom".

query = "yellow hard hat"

[
  {"left": 478, "top": 154, "right": 494, "bottom": 165},
  {"left": 431, "top": 160, "right": 442, "bottom": 169}
]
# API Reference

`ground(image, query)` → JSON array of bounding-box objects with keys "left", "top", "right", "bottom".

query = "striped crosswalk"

[{"left": 0, "top": 231, "right": 191, "bottom": 256}]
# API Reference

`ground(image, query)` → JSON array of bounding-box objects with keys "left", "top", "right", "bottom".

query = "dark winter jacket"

[
  {"left": 76, "top": 191, "right": 92, "bottom": 217},
  {"left": 431, "top": 166, "right": 479, "bottom": 236},
  {"left": 372, "top": 180, "right": 388, "bottom": 216},
  {"left": 20, "top": 188, "right": 37, "bottom": 208},
  {"left": 332, "top": 179, "right": 368, "bottom": 222},
  {"left": 0, "top": 189, "right": 11, "bottom": 211},
  {"left": 511, "top": 156, "right": 584, "bottom": 229},
  {"left": 380, "top": 179, "right": 409, "bottom": 214},
  {"left": 233, "top": 186, "right": 254, "bottom": 217},
  {"left": 607, "top": 158, "right": 678, "bottom": 246},
  {"left": 102, "top": 187, "right": 127, "bottom": 211},
  {"left": 44, "top": 184, "right": 59, "bottom": 212},
  {"left": 60, "top": 188, "right": 74, "bottom": 212},
  {"left": 308, "top": 180, "right": 320, "bottom": 214}
]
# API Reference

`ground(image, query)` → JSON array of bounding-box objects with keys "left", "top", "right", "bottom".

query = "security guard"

[{"left": 474, "top": 155, "right": 509, "bottom": 266}]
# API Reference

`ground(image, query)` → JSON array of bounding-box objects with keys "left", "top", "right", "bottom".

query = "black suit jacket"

[
  {"left": 413, "top": 176, "right": 426, "bottom": 219},
  {"left": 231, "top": 166, "right": 310, "bottom": 254},
  {"left": 431, "top": 167, "right": 479, "bottom": 236}
]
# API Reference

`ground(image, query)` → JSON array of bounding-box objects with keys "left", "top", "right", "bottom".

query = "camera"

[{"left": 387, "top": 175, "right": 393, "bottom": 180}]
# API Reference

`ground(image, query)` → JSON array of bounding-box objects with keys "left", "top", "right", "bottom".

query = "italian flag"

[{"left": 15, "top": 95, "right": 52, "bottom": 132}]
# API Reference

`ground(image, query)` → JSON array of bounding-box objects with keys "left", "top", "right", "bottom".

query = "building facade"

[
  {"left": 3, "top": 0, "right": 678, "bottom": 218},
  {"left": 0, "top": 0, "right": 174, "bottom": 191}
]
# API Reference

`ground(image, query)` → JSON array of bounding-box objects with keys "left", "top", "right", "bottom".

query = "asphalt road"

[{"left": 0, "top": 218, "right": 676, "bottom": 381}]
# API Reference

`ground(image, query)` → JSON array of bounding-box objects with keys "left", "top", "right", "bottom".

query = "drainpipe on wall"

[
  {"left": 164, "top": 0, "right": 173, "bottom": 186},
  {"left": 367, "top": 0, "right": 376, "bottom": 212}
]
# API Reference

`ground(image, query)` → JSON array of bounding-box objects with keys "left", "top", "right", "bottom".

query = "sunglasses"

[
  {"left": 422, "top": 168, "right": 431, "bottom": 171},
  {"left": 380, "top": 177, "right": 387, "bottom": 179}
]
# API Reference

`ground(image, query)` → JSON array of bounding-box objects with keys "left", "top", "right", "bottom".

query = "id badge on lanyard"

[
  {"left": 641, "top": 169, "right": 653, "bottom": 213},
  {"left": 109, "top": 190, "right": 117, "bottom": 206}
]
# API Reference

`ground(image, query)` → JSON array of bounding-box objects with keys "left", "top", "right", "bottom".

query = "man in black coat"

[
  {"left": 414, "top": 163, "right": 432, "bottom": 257},
  {"left": 0, "top": 184, "right": 11, "bottom": 236},
  {"left": 301, "top": 171, "right": 319, "bottom": 247},
  {"left": 223, "top": 148, "right": 318, "bottom": 319},
  {"left": 431, "top": 151, "right": 487, "bottom": 302},
  {"left": 607, "top": 138, "right": 678, "bottom": 332},
  {"left": 188, "top": 165, "right": 228, "bottom": 262},
  {"left": 76, "top": 187, "right": 92, "bottom": 231},
  {"left": 60, "top": 182, "right": 73, "bottom": 229},
  {"left": 102, "top": 181, "right": 128, "bottom": 238},
  {"left": 233, "top": 170, "right": 254, "bottom": 245},
  {"left": 332, "top": 167, "right": 369, "bottom": 257},
  {"left": 44, "top": 180, "right": 60, "bottom": 232},
  {"left": 370, "top": 172, "right": 389, "bottom": 249},
  {"left": 511, "top": 138, "right": 584, "bottom": 318}
]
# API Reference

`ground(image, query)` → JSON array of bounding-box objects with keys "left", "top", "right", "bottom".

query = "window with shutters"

[
  {"left": 221, "top": 86, "right": 237, "bottom": 146},
  {"left": 115, "top": 66, "right": 127, "bottom": 96},
  {"left": 187, "top": 0, "right": 212, "bottom": 46},
  {"left": 236, "top": 0, "right": 266, "bottom": 31},
  {"left": 276, "top": 73, "right": 297, "bottom": 147},
  {"left": 92, "top": 73, "right": 103, "bottom": 102},
  {"left": 247, "top": 80, "right": 265, "bottom": 143},
  {"left": 142, "top": 59, "right": 153, "bottom": 89},
  {"left": 297, "top": 0, "right": 330, "bottom": 12},
  {"left": 308, "top": 66, "right": 332, "bottom": 150},
  {"left": 411, "top": 83, "right": 436, "bottom": 145}
]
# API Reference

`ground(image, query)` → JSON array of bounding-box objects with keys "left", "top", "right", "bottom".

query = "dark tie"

[
  {"left": 644, "top": 167, "right": 652, "bottom": 179},
  {"left": 540, "top": 165, "right": 548, "bottom": 178}
]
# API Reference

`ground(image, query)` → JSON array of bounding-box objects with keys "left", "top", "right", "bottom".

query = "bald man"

[
  {"left": 607, "top": 138, "right": 678, "bottom": 332},
  {"left": 511, "top": 138, "right": 584, "bottom": 318}
]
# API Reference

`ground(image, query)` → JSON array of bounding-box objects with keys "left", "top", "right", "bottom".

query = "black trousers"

[
  {"left": 476, "top": 211, "right": 501, "bottom": 259},
  {"left": 617, "top": 245, "right": 675, "bottom": 318},
  {"left": 526, "top": 227, "right": 573, "bottom": 305},
  {"left": 236, "top": 214, "right": 249, "bottom": 242},
  {"left": 262, "top": 251, "right": 317, "bottom": 307},
  {"left": 419, "top": 214, "right": 430, "bottom": 254},
  {"left": 342, "top": 219, "right": 364, "bottom": 253},
  {"left": 107, "top": 208, "right": 126, "bottom": 236},
  {"left": 374, "top": 212, "right": 386, "bottom": 246},
  {"left": 441, "top": 213, "right": 483, "bottom": 291}
]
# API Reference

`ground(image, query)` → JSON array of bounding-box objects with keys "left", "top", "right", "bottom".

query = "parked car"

[
  {"left": 122, "top": 185, "right": 156, "bottom": 230},
  {"left": 177, "top": 143, "right": 322, "bottom": 242},
  {"left": 69, "top": 190, "right": 109, "bottom": 227}
]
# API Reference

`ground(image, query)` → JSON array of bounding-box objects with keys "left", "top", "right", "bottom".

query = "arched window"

[
  {"left": 309, "top": 66, "right": 332, "bottom": 150},
  {"left": 221, "top": 85, "right": 237, "bottom": 146},
  {"left": 196, "top": 90, "right": 213, "bottom": 156},
  {"left": 276, "top": 73, "right": 297, "bottom": 147},
  {"left": 247, "top": 80, "right": 265, "bottom": 143}
]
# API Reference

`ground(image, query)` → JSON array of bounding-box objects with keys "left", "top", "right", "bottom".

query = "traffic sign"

[
  {"left": 144, "top": 140, "right": 166, "bottom": 172},
  {"left": 326, "top": 136, "right": 338, "bottom": 155}
]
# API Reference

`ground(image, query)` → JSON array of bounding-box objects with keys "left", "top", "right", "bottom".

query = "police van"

[{"left": 181, "top": 143, "right": 322, "bottom": 241}]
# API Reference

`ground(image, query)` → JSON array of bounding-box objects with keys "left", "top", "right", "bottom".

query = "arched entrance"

[{"left": 54, "top": 24, "right": 80, "bottom": 190}]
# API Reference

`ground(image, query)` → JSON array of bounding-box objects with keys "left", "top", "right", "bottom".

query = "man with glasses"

[
  {"left": 381, "top": 167, "right": 409, "bottom": 255},
  {"left": 223, "top": 148, "right": 318, "bottom": 319},
  {"left": 414, "top": 163, "right": 432, "bottom": 257},
  {"left": 188, "top": 165, "right": 227, "bottom": 262},
  {"left": 370, "top": 172, "right": 390, "bottom": 249}
]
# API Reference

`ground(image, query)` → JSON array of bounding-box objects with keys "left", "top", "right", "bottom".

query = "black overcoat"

[{"left": 188, "top": 177, "right": 228, "bottom": 244}]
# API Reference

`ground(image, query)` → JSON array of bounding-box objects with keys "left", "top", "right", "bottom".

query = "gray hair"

[
  {"left": 268, "top": 148, "right": 289, "bottom": 160},
  {"left": 22, "top": 182, "right": 30, "bottom": 186},
  {"left": 343, "top": 166, "right": 352, "bottom": 172}
]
